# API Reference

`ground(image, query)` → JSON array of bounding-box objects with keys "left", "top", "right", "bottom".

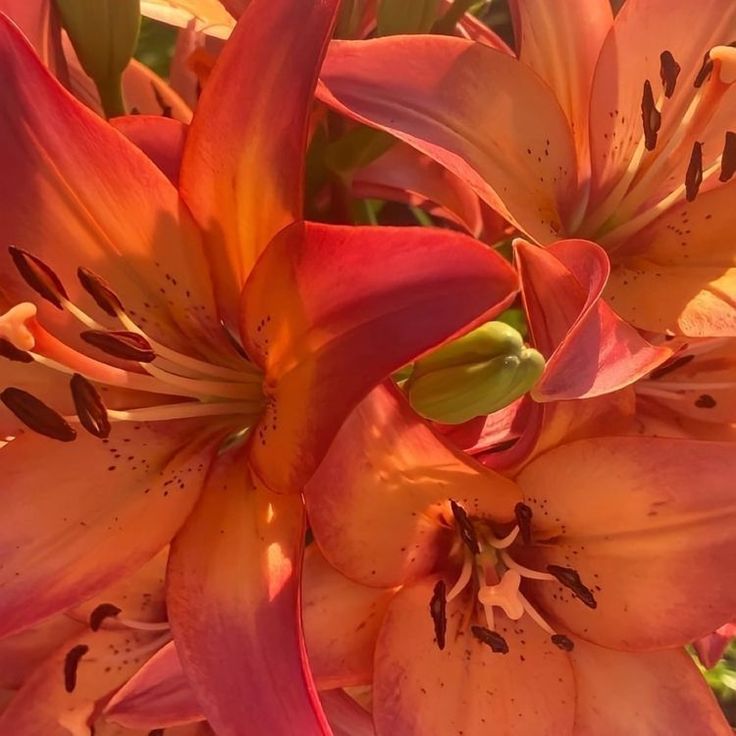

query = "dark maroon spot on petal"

[
  {"left": 77, "top": 268, "right": 124, "bottom": 317},
  {"left": 148, "top": 730, "right": 165, "bottom": 736},
  {"left": 70, "top": 374, "right": 111, "bottom": 439},
  {"left": 81, "top": 330, "right": 156, "bottom": 363},
  {"left": 648, "top": 353, "right": 695, "bottom": 380},
  {"left": 640, "top": 80, "right": 661, "bottom": 151},
  {"left": 694, "top": 52, "right": 713, "bottom": 88},
  {"left": 89, "top": 602, "right": 122, "bottom": 631},
  {"left": 685, "top": 141, "right": 703, "bottom": 202},
  {"left": 429, "top": 580, "right": 447, "bottom": 650},
  {"left": 514, "top": 502, "right": 533, "bottom": 545},
  {"left": 659, "top": 50, "right": 681, "bottom": 98},
  {"left": 64, "top": 644, "right": 89, "bottom": 692},
  {"left": 1, "top": 387, "right": 76, "bottom": 441},
  {"left": 695, "top": 394, "right": 717, "bottom": 408},
  {"left": 720, "top": 131, "right": 736, "bottom": 183},
  {"left": 8, "top": 245, "right": 68, "bottom": 309},
  {"left": 471, "top": 625, "right": 509, "bottom": 654},
  {"left": 546, "top": 565, "right": 597, "bottom": 609},
  {"left": 450, "top": 499, "right": 480, "bottom": 555},
  {"left": 0, "top": 337, "right": 33, "bottom": 363},
  {"left": 551, "top": 634, "right": 575, "bottom": 652}
]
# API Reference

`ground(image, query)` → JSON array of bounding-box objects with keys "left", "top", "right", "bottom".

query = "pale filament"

[
  {"left": 446, "top": 549, "right": 474, "bottom": 602},
  {"left": 500, "top": 549, "right": 555, "bottom": 581},
  {"left": 115, "top": 617, "right": 171, "bottom": 632},
  {"left": 105, "top": 402, "right": 261, "bottom": 422},
  {"left": 485, "top": 525, "right": 519, "bottom": 550}
]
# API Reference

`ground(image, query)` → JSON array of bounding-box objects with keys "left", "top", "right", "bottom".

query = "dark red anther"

[
  {"left": 648, "top": 353, "right": 694, "bottom": 380},
  {"left": 8, "top": 245, "right": 67, "bottom": 309},
  {"left": 640, "top": 80, "right": 661, "bottom": 151},
  {"left": 685, "top": 141, "right": 703, "bottom": 202},
  {"left": 471, "top": 625, "right": 509, "bottom": 654},
  {"left": 1, "top": 388, "right": 76, "bottom": 441},
  {"left": 89, "top": 602, "right": 122, "bottom": 631},
  {"left": 547, "top": 565, "right": 597, "bottom": 609},
  {"left": 694, "top": 52, "right": 713, "bottom": 88},
  {"left": 429, "top": 580, "right": 447, "bottom": 650},
  {"left": 449, "top": 499, "right": 480, "bottom": 555},
  {"left": 70, "top": 373, "right": 111, "bottom": 439},
  {"left": 659, "top": 50, "right": 681, "bottom": 98},
  {"left": 514, "top": 502, "right": 533, "bottom": 545},
  {"left": 81, "top": 330, "right": 156, "bottom": 363},
  {"left": 0, "top": 337, "right": 33, "bottom": 363},
  {"left": 720, "top": 131, "right": 736, "bottom": 182},
  {"left": 64, "top": 644, "right": 89, "bottom": 692},
  {"left": 77, "top": 268, "right": 124, "bottom": 317},
  {"left": 551, "top": 634, "right": 575, "bottom": 652}
]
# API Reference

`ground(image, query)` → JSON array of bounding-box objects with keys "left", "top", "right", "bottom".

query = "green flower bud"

[
  {"left": 407, "top": 322, "right": 545, "bottom": 424},
  {"left": 377, "top": 0, "right": 441, "bottom": 35},
  {"left": 54, "top": 0, "right": 140, "bottom": 117}
]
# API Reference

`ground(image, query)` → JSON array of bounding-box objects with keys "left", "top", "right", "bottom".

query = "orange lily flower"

[
  {"left": 0, "top": 0, "right": 517, "bottom": 731},
  {"left": 301, "top": 383, "right": 736, "bottom": 734},
  {"left": 318, "top": 0, "right": 736, "bottom": 336}
]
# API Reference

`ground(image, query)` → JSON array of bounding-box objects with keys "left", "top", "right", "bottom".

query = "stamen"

[
  {"left": 517, "top": 590, "right": 554, "bottom": 635},
  {"left": 685, "top": 141, "right": 703, "bottom": 201},
  {"left": 70, "top": 373, "right": 111, "bottom": 439},
  {"left": 105, "top": 401, "right": 260, "bottom": 423},
  {"left": 450, "top": 499, "right": 480, "bottom": 554},
  {"left": 641, "top": 80, "right": 662, "bottom": 150},
  {"left": 1, "top": 387, "right": 76, "bottom": 442},
  {"left": 719, "top": 131, "right": 736, "bottom": 182},
  {"left": 0, "top": 337, "right": 33, "bottom": 363},
  {"left": 660, "top": 50, "right": 681, "bottom": 98},
  {"left": 429, "top": 580, "right": 447, "bottom": 650},
  {"left": 77, "top": 267, "right": 123, "bottom": 317},
  {"left": 8, "top": 246, "right": 67, "bottom": 309},
  {"left": 694, "top": 52, "right": 714, "bottom": 88},
  {"left": 514, "top": 502, "right": 533, "bottom": 544},
  {"left": 470, "top": 625, "right": 508, "bottom": 654},
  {"left": 546, "top": 565, "right": 597, "bottom": 609},
  {"left": 63, "top": 644, "right": 89, "bottom": 693},
  {"left": 551, "top": 634, "right": 575, "bottom": 652},
  {"left": 446, "top": 549, "right": 474, "bottom": 601},
  {"left": 485, "top": 525, "right": 519, "bottom": 550},
  {"left": 89, "top": 603, "right": 122, "bottom": 631},
  {"left": 500, "top": 550, "right": 555, "bottom": 581},
  {"left": 80, "top": 330, "right": 156, "bottom": 363}
]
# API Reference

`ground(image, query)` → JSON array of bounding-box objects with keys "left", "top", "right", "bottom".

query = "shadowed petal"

[
  {"left": 167, "top": 446, "right": 329, "bottom": 736},
  {"left": 242, "top": 221, "right": 517, "bottom": 492},
  {"left": 319, "top": 690, "right": 374, "bottom": 736}
]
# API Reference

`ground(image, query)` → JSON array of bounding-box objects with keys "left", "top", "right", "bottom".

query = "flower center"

[
  {"left": 0, "top": 247, "right": 265, "bottom": 441},
  {"left": 580, "top": 44, "right": 736, "bottom": 244},
  {"left": 428, "top": 500, "right": 596, "bottom": 654}
]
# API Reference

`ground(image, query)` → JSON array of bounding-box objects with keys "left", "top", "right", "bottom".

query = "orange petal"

[
  {"left": 0, "top": 15, "right": 234, "bottom": 363},
  {"left": 571, "top": 640, "right": 731, "bottom": 735},
  {"left": 319, "top": 690, "right": 374, "bottom": 736},
  {"left": 0, "top": 419, "right": 220, "bottom": 638},
  {"left": 511, "top": 0, "right": 612, "bottom": 177},
  {"left": 588, "top": 0, "right": 736, "bottom": 210},
  {"left": 0, "top": 0, "right": 65, "bottom": 73},
  {"left": 303, "top": 545, "right": 394, "bottom": 690},
  {"left": 372, "top": 578, "right": 575, "bottom": 736},
  {"left": 180, "top": 0, "right": 339, "bottom": 330},
  {"left": 105, "top": 642, "right": 204, "bottom": 728},
  {"left": 607, "top": 180, "right": 736, "bottom": 336},
  {"left": 166, "top": 447, "right": 329, "bottom": 735},
  {"left": 516, "top": 436, "right": 736, "bottom": 649},
  {"left": 140, "top": 0, "right": 235, "bottom": 38},
  {"left": 242, "top": 221, "right": 518, "bottom": 492},
  {"left": 515, "top": 239, "right": 670, "bottom": 399},
  {"left": 319, "top": 35, "right": 577, "bottom": 242},
  {"left": 305, "top": 384, "right": 520, "bottom": 588}
]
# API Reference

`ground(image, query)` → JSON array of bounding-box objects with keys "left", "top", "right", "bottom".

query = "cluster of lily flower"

[{"left": 0, "top": 0, "right": 735, "bottom": 734}]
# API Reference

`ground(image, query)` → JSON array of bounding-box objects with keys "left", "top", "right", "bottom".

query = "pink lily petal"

[
  {"left": 318, "top": 35, "right": 578, "bottom": 242},
  {"left": 111, "top": 116, "right": 187, "bottom": 185},
  {"left": 0, "top": 419, "right": 221, "bottom": 638},
  {"left": 319, "top": 690, "right": 374, "bottom": 736},
  {"left": 516, "top": 436, "right": 736, "bottom": 649},
  {"left": 303, "top": 545, "right": 394, "bottom": 690},
  {"left": 166, "top": 445, "right": 329, "bottom": 736},
  {"left": 180, "top": 0, "right": 339, "bottom": 329},
  {"left": 242, "top": 221, "right": 517, "bottom": 493},
  {"left": 373, "top": 578, "right": 575, "bottom": 736},
  {"left": 571, "top": 638, "right": 731, "bottom": 735},
  {"left": 105, "top": 642, "right": 204, "bottom": 728},
  {"left": 694, "top": 622, "right": 736, "bottom": 669},
  {"left": 0, "top": 0, "right": 64, "bottom": 74},
  {"left": 305, "top": 384, "right": 520, "bottom": 587},
  {"left": 515, "top": 239, "right": 670, "bottom": 399}
]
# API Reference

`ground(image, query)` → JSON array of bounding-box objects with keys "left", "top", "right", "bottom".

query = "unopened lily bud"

[
  {"left": 54, "top": 0, "right": 140, "bottom": 117},
  {"left": 377, "top": 0, "right": 440, "bottom": 35},
  {"left": 407, "top": 322, "right": 545, "bottom": 424}
]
